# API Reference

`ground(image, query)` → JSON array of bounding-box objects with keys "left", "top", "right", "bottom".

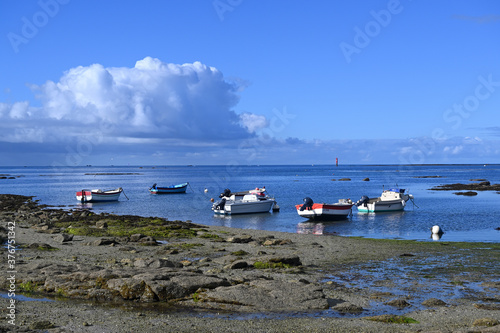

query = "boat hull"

[
  {"left": 356, "top": 200, "right": 406, "bottom": 212},
  {"left": 149, "top": 183, "right": 188, "bottom": 194},
  {"left": 296, "top": 203, "right": 353, "bottom": 220},
  {"left": 76, "top": 189, "right": 122, "bottom": 202},
  {"left": 213, "top": 200, "right": 275, "bottom": 215}
]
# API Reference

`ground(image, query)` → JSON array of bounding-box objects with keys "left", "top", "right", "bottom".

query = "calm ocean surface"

[{"left": 1, "top": 164, "right": 499, "bottom": 243}]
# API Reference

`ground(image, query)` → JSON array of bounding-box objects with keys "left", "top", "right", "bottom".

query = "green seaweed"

[
  {"left": 19, "top": 281, "right": 38, "bottom": 292},
  {"left": 59, "top": 217, "right": 198, "bottom": 239}
]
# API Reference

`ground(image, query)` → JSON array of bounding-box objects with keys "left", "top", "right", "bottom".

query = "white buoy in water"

[
  {"left": 431, "top": 225, "right": 444, "bottom": 240},
  {"left": 204, "top": 188, "right": 208, "bottom": 193},
  {"left": 431, "top": 225, "right": 443, "bottom": 235}
]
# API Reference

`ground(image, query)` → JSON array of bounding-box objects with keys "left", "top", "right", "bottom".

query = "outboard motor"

[
  {"left": 215, "top": 197, "right": 226, "bottom": 210},
  {"left": 219, "top": 188, "right": 231, "bottom": 198},
  {"left": 300, "top": 197, "right": 314, "bottom": 211},
  {"left": 356, "top": 195, "right": 369, "bottom": 206},
  {"left": 151, "top": 183, "right": 157, "bottom": 190}
]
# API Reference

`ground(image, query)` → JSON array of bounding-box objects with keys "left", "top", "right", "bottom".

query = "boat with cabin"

[
  {"left": 212, "top": 187, "right": 277, "bottom": 215},
  {"left": 355, "top": 188, "right": 413, "bottom": 212}
]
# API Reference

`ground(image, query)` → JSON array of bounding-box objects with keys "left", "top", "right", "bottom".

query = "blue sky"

[{"left": 1, "top": 0, "right": 499, "bottom": 166}]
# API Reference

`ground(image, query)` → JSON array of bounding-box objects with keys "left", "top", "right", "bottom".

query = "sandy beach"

[{"left": 1, "top": 194, "right": 499, "bottom": 332}]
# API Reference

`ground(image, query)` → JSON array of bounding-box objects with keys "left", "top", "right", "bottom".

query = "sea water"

[{"left": 1, "top": 164, "right": 499, "bottom": 242}]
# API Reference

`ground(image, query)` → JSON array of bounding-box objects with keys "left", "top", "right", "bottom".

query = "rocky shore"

[
  {"left": 1, "top": 194, "right": 500, "bottom": 332},
  {"left": 430, "top": 180, "right": 500, "bottom": 193}
]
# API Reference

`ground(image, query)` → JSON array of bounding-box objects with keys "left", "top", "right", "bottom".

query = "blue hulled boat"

[{"left": 149, "top": 182, "right": 188, "bottom": 194}]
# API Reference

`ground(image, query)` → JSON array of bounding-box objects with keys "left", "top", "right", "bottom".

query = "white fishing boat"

[
  {"left": 212, "top": 187, "right": 277, "bottom": 215},
  {"left": 296, "top": 197, "right": 353, "bottom": 220},
  {"left": 76, "top": 188, "right": 123, "bottom": 202},
  {"left": 355, "top": 188, "right": 413, "bottom": 212}
]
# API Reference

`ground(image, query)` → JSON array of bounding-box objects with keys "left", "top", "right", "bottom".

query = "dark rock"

[
  {"left": 473, "top": 303, "right": 500, "bottom": 310},
  {"left": 422, "top": 298, "right": 447, "bottom": 307},
  {"left": 262, "top": 238, "right": 292, "bottom": 246},
  {"left": 268, "top": 256, "right": 302, "bottom": 266},
  {"left": 54, "top": 233, "right": 74, "bottom": 243},
  {"left": 79, "top": 211, "right": 91, "bottom": 218},
  {"left": 430, "top": 182, "right": 500, "bottom": 191},
  {"left": 226, "top": 260, "right": 248, "bottom": 269},
  {"left": 106, "top": 278, "right": 146, "bottom": 300},
  {"left": 386, "top": 299, "right": 411, "bottom": 308},
  {"left": 333, "top": 302, "right": 364, "bottom": 313},
  {"left": 226, "top": 235, "right": 253, "bottom": 243},
  {"left": 362, "top": 178, "right": 370, "bottom": 181},
  {"left": 146, "top": 280, "right": 189, "bottom": 300},
  {"left": 138, "top": 236, "right": 157, "bottom": 245},
  {"left": 96, "top": 220, "right": 108, "bottom": 229},
  {"left": 29, "top": 320, "right": 55, "bottom": 330},
  {"left": 93, "top": 238, "right": 119, "bottom": 246},
  {"left": 255, "top": 255, "right": 302, "bottom": 267},
  {"left": 454, "top": 191, "right": 478, "bottom": 196},
  {"left": 472, "top": 318, "right": 500, "bottom": 327},
  {"left": 338, "top": 178, "right": 351, "bottom": 181},
  {"left": 130, "top": 233, "right": 146, "bottom": 242},
  {"left": 140, "top": 284, "right": 159, "bottom": 302}
]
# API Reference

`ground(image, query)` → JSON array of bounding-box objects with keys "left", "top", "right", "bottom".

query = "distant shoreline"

[{"left": 0, "top": 163, "right": 498, "bottom": 168}]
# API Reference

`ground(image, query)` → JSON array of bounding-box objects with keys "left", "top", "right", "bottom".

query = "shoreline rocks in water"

[
  {"left": 1, "top": 194, "right": 500, "bottom": 332},
  {"left": 430, "top": 180, "right": 500, "bottom": 192},
  {"left": 454, "top": 191, "right": 478, "bottom": 196}
]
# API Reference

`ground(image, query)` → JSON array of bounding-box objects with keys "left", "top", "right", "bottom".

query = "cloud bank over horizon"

[
  {"left": 0, "top": 57, "right": 498, "bottom": 166},
  {"left": 1, "top": 57, "right": 272, "bottom": 144}
]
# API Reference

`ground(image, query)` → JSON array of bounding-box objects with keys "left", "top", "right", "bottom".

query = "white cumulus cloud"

[
  {"left": 239, "top": 112, "right": 268, "bottom": 133},
  {"left": 1, "top": 57, "right": 262, "bottom": 144}
]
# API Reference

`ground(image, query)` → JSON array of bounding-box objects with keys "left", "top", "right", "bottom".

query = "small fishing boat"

[
  {"left": 149, "top": 183, "right": 188, "bottom": 194},
  {"left": 355, "top": 188, "right": 414, "bottom": 212},
  {"left": 76, "top": 188, "right": 123, "bottom": 202},
  {"left": 212, "top": 187, "right": 277, "bottom": 215},
  {"left": 296, "top": 197, "right": 353, "bottom": 220}
]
